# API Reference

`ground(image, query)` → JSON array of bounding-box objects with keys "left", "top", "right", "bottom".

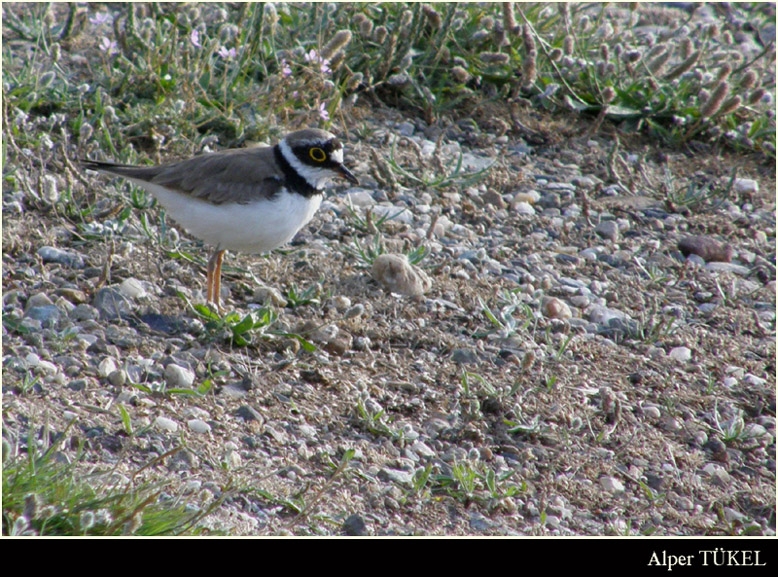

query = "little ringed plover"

[{"left": 82, "top": 128, "right": 358, "bottom": 309}]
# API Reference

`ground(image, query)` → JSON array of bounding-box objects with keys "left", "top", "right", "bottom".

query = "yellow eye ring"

[{"left": 309, "top": 147, "right": 327, "bottom": 162}]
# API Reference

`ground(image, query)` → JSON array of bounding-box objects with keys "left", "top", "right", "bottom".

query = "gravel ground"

[{"left": 2, "top": 4, "right": 775, "bottom": 536}]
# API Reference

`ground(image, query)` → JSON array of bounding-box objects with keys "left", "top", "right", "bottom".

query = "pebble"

[
  {"left": 98, "top": 357, "right": 118, "bottom": 377},
  {"left": 705, "top": 262, "right": 750, "bottom": 276},
  {"left": 542, "top": 297, "right": 572, "bottom": 319},
  {"left": 342, "top": 514, "right": 368, "bottom": 536},
  {"left": 395, "top": 121, "right": 415, "bottom": 136},
  {"left": 744, "top": 374, "right": 767, "bottom": 387},
  {"left": 678, "top": 235, "right": 733, "bottom": 263},
  {"left": 668, "top": 346, "right": 692, "bottom": 362},
  {"left": 353, "top": 336, "right": 372, "bottom": 351},
  {"left": 37, "top": 246, "right": 85, "bottom": 268},
  {"left": 513, "top": 190, "right": 541, "bottom": 204},
  {"left": 92, "top": 286, "right": 133, "bottom": 320},
  {"left": 344, "top": 189, "right": 375, "bottom": 207},
  {"left": 329, "top": 295, "right": 351, "bottom": 312},
  {"left": 595, "top": 221, "right": 619, "bottom": 241},
  {"left": 154, "top": 416, "right": 179, "bottom": 432},
  {"left": 372, "top": 254, "right": 431, "bottom": 296},
  {"left": 187, "top": 419, "right": 211, "bottom": 434},
  {"left": 119, "top": 278, "right": 148, "bottom": 299},
  {"left": 482, "top": 189, "right": 506, "bottom": 208},
  {"left": 702, "top": 463, "right": 731, "bottom": 487},
  {"left": 377, "top": 467, "right": 414, "bottom": 487},
  {"left": 451, "top": 348, "right": 479, "bottom": 364},
  {"left": 734, "top": 178, "right": 758, "bottom": 194},
  {"left": 599, "top": 476, "right": 625, "bottom": 493},
  {"left": 26, "top": 292, "right": 54, "bottom": 309},
  {"left": 108, "top": 369, "right": 127, "bottom": 387},
  {"left": 236, "top": 405, "right": 263, "bottom": 422},
  {"left": 661, "top": 415, "right": 683, "bottom": 432},
  {"left": 70, "top": 304, "right": 100, "bottom": 321},
  {"left": 24, "top": 305, "right": 61, "bottom": 327},
  {"left": 164, "top": 363, "right": 195, "bottom": 388},
  {"left": 344, "top": 304, "right": 365, "bottom": 319},
  {"left": 511, "top": 201, "right": 536, "bottom": 215},
  {"left": 587, "top": 305, "right": 627, "bottom": 325},
  {"left": 252, "top": 286, "right": 287, "bottom": 307},
  {"left": 370, "top": 204, "right": 413, "bottom": 224},
  {"left": 224, "top": 448, "right": 242, "bottom": 468}
]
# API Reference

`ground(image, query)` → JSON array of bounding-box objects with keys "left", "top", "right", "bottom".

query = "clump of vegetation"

[
  {"left": 2, "top": 426, "right": 221, "bottom": 535},
  {"left": 3, "top": 3, "right": 773, "bottom": 166}
]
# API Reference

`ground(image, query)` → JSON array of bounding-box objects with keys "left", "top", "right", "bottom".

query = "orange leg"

[{"left": 206, "top": 248, "right": 226, "bottom": 311}]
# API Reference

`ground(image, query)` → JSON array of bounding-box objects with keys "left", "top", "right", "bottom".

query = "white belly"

[{"left": 136, "top": 181, "right": 323, "bottom": 253}]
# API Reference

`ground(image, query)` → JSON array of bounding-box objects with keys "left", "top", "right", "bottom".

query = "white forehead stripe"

[{"left": 331, "top": 148, "right": 344, "bottom": 164}]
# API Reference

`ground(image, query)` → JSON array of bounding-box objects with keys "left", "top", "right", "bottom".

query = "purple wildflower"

[
  {"left": 318, "top": 102, "right": 330, "bottom": 121},
  {"left": 281, "top": 60, "right": 292, "bottom": 77},
  {"left": 304, "top": 49, "right": 331, "bottom": 74},
  {"left": 217, "top": 46, "right": 237, "bottom": 60},
  {"left": 99, "top": 37, "right": 118, "bottom": 55},
  {"left": 89, "top": 13, "right": 112, "bottom": 27}
]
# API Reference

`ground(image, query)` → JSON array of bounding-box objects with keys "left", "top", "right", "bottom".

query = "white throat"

[{"left": 279, "top": 139, "right": 339, "bottom": 189}]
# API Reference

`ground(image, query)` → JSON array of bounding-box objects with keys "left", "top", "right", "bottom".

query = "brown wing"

[{"left": 82, "top": 147, "right": 284, "bottom": 205}]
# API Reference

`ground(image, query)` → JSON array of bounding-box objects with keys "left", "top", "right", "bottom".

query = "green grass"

[
  {"left": 476, "top": 290, "right": 535, "bottom": 339},
  {"left": 186, "top": 298, "right": 316, "bottom": 350},
  {"left": 384, "top": 133, "right": 495, "bottom": 190},
  {"left": 3, "top": 424, "right": 222, "bottom": 535},
  {"left": 428, "top": 460, "right": 527, "bottom": 507},
  {"left": 4, "top": 3, "right": 772, "bottom": 174}
]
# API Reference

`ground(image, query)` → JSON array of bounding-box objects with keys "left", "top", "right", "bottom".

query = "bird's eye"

[{"left": 309, "top": 147, "right": 327, "bottom": 162}]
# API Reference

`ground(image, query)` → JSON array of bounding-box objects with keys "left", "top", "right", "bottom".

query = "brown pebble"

[
  {"left": 678, "top": 235, "right": 733, "bottom": 263},
  {"left": 372, "top": 254, "right": 432, "bottom": 296},
  {"left": 482, "top": 189, "right": 507, "bottom": 209},
  {"left": 54, "top": 288, "right": 89, "bottom": 304},
  {"left": 542, "top": 297, "right": 572, "bottom": 319}
]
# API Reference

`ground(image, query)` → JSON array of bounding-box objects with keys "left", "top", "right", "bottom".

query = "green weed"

[{"left": 2, "top": 424, "right": 220, "bottom": 535}]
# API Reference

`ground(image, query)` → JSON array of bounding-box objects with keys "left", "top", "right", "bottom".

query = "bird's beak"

[{"left": 337, "top": 164, "right": 359, "bottom": 185}]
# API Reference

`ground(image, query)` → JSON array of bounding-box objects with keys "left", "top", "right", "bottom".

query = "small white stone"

[
  {"left": 668, "top": 346, "right": 692, "bottom": 362},
  {"left": 154, "top": 416, "right": 178, "bottom": 432},
  {"left": 513, "top": 190, "right": 541, "bottom": 204},
  {"left": 599, "top": 476, "right": 625, "bottom": 493},
  {"left": 98, "top": 357, "right": 118, "bottom": 378},
  {"left": 253, "top": 286, "right": 287, "bottom": 307},
  {"left": 344, "top": 190, "right": 375, "bottom": 207},
  {"left": 734, "top": 178, "right": 758, "bottom": 194},
  {"left": 512, "top": 201, "right": 536, "bottom": 215},
  {"left": 224, "top": 449, "right": 242, "bottom": 468},
  {"left": 37, "top": 360, "right": 58, "bottom": 374},
  {"left": 187, "top": 419, "right": 211, "bottom": 434},
  {"left": 744, "top": 374, "right": 766, "bottom": 386},
  {"left": 119, "top": 278, "right": 147, "bottom": 299},
  {"left": 331, "top": 295, "right": 352, "bottom": 312},
  {"left": 164, "top": 364, "right": 195, "bottom": 388}
]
